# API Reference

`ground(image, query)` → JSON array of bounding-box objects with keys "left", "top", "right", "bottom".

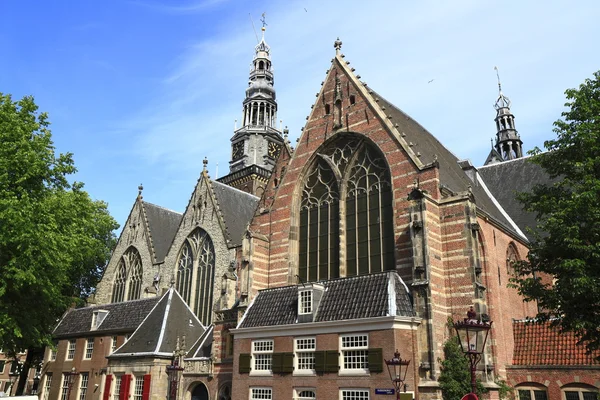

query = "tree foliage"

[
  {"left": 439, "top": 334, "right": 485, "bottom": 399},
  {"left": 0, "top": 93, "right": 119, "bottom": 357},
  {"left": 512, "top": 71, "right": 600, "bottom": 355}
]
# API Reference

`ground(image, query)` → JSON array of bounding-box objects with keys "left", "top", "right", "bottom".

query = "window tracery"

[
  {"left": 298, "top": 135, "right": 395, "bottom": 282},
  {"left": 111, "top": 247, "right": 142, "bottom": 303},
  {"left": 111, "top": 261, "right": 127, "bottom": 303}
]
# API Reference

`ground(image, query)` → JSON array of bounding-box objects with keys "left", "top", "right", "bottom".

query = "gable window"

[
  {"left": 341, "top": 389, "right": 369, "bottom": 400},
  {"left": 78, "top": 373, "right": 88, "bottom": 400},
  {"left": 298, "top": 136, "right": 395, "bottom": 282},
  {"left": 42, "top": 373, "right": 52, "bottom": 400},
  {"left": 294, "top": 337, "right": 316, "bottom": 375},
  {"left": 111, "top": 247, "right": 143, "bottom": 303},
  {"left": 299, "top": 290, "right": 312, "bottom": 314},
  {"left": 67, "top": 340, "right": 76, "bottom": 360},
  {"left": 294, "top": 389, "right": 316, "bottom": 400},
  {"left": 250, "top": 388, "right": 272, "bottom": 400},
  {"left": 91, "top": 310, "right": 108, "bottom": 330},
  {"left": 84, "top": 338, "right": 94, "bottom": 359},
  {"left": 340, "top": 334, "right": 368, "bottom": 373},
  {"left": 176, "top": 228, "right": 215, "bottom": 326},
  {"left": 251, "top": 340, "right": 274, "bottom": 376}
]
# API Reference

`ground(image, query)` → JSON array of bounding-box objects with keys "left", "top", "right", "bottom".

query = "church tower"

[
  {"left": 217, "top": 22, "right": 285, "bottom": 196},
  {"left": 484, "top": 68, "right": 523, "bottom": 165}
]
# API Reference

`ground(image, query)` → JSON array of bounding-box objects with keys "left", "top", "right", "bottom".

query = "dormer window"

[
  {"left": 299, "top": 290, "right": 312, "bottom": 314},
  {"left": 91, "top": 310, "right": 108, "bottom": 331}
]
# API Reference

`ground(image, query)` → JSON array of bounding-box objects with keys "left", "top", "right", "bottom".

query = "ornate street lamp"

[
  {"left": 65, "top": 367, "right": 80, "bottom": 400},
  {"left": 32, "top": 371, "right": 41, "bottom": 395},
  {"left": 453, "top": 307, "right": 492, "bottom": 395},
  {"left": 166, "top": 337, "right": 186, "bottom": 400},
  {"left": 384, "top": 349, "right": 411, "bottom": 400}
]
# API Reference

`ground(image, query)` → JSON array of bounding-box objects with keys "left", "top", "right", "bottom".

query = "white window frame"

[
  {"left": 78, "top": 373, "right": 89, "bottom": 400},
  {"left": 340, "top": 388, "right": 370, "bottom": 400},
  {"left": 67, "top": 339, "right": 76, "bottom": 360},
  {"left": 294, "top": 388, "right": 316, "bottom": 400},
  {"left": 50, "top": 345, "right": 57, "bottom": 361},
  {"left": 85, "top": 338, "right": 94, "bottom": 359},
  {"left": 250, "top": 387, "right": 272, "bottom": 400},
  {"left": 250, "top": 339, "right": 274, "bottom": 376},
  {"left": 42, "top": 373, "right": 53, "bottom": 400},
  {"left": 339, "top": 333, "right": 369, "bottom": 375},
  {"left": 562, "top": 387, "right": 599, "bottom": 400},
  {"left": 299, "top": 289, "right": 312, "bottom": 314},
  {"left": 133, "top": 376, "right": 144, "bottom": 400},
  {"left": 111, "top": 336, "right": 118, "bottom": 354},
  {"left": 516, "top": 386, "right": 548, "bottom": 400},
  {"left": 294, "top": 337, "right": 316, "bottom": 376},
  {"left": 61, "top": 374, "right": 70, "bottom": 400},
  {"left": 112, "top": 376, "right": 122, "bottom": 400}
]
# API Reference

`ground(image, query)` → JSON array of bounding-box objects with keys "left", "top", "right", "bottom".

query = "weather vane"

[
  {"left": 494, "top": 66, "right": 502, "bottom": 93},
  {"left": 260, "top": 12, "right": 267, "bottom": 29}
]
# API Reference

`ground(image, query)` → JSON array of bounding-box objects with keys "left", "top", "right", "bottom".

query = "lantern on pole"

[{"left": 384, "top": 349, "right": 410, "bottom": 399}]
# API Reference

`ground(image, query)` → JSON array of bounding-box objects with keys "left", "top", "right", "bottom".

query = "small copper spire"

[
  {"left": 334, "top": 37, "right": 342, "bottom": 55},
  {"left": 138, "top": 184, "right": 143, "bottom": 199},
  {"left": 203, "top": 157, "right": 208, "bottom": 171}
]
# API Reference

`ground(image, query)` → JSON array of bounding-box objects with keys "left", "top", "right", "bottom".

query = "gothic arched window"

[
  {"left": 298, "top": 135, "right": 395, "bottom": 282},
  {"left": 506, "top": 243, "right": 520, "bottom": 274},
  {"left": 176, "top": 228, "right": 215, "bottom": 326},
  {"left": 111, "top": 261, "right": 127, "bottom": 303},
  {"left": 127, "top": 249, "right": 143, "bottom": 300}
]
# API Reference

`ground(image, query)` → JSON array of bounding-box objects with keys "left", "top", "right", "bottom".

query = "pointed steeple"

[
  {"left": 219, "top": 18, "right": 284, "bottom": 195},
  {"left": 488, "top": 67, "right": 522, "bottom": 164}
]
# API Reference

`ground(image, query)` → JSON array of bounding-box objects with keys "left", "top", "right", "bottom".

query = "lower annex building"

[{"left": 40, "top": 34, "right": 599, "bottom": 400}]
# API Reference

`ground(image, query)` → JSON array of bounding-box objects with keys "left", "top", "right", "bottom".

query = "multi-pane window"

[
  {"left": 564, "top": 389, "right": 599, "bottom": 400},
  {"left": 133, "top": 377, "right": 144, "bottom": 400},
  {"left": 250, "top": 388, "right": 272, "bottom": 400},
  {"left": 113, "top": 376, "right": 121, "bottom": 400},
  {"left": 85, "top": 338, "right": 94, "bottom": 359},
  {"left": 111, "top": 336, "right": 118, "bottom": 354},
  {"left": 340, "top": 334, "right": 369, "bottom": 372},
  {"left": 112, "top": 247, "right": 143, "bottom": 303},
  {"left": 294, "top": 337, "right": 316, "bottom": 374},
  {"left": 0, "top": 360, "right": 4, "bottom": 374},
  {"left": 517, "top": 388, "right": 548, "bottom": 400},
  {"left": 251, "top": 340, "right": 274, "bottom": 374},
  {"left": 295, "top": 389, "right": 316, "bottom": 400},
  {"left": 176, "top": 229, "right": 215, "bottom": 326},
  {"left": 78, "top": 373, "right": 89, "bottom": 400},
  {"left": 61, "top": 374, "right": 70, "bottom": 400},
  {"left": 341, "top": 389, "right": 369, "bottom": 400},
  {"left": 50, "top": 342, "right": 57, "bottom": 361},
  {"left": 298, "top": 136, "right": 395, "bottom": 282},
  {"left": 67, "top": 340, "right": 76, "bottom": 360},
  {"left": 299, "top": 290, "right": 312, "bottom": 314},
  {"left": 42, "top": 373, "right": 52, "bottom": 400}
]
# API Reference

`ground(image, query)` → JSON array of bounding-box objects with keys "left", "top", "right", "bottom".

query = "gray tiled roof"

[
  {"left": 187, "top": 325, "right": 213, "bottom": 359},
  {"left": 142, "top": 202, "right": 183, "bottom": 263},
  {"left": 478, "top": 156, "right": 553, "bottom": 240},
  {"left": 211, "top": 180, "right": 259, "bottom": 247},
  {"left": 110, "top": 288, "right": 206, "bottom": 358},
  {"left": 238, "top": 272, "right": 415, "bottom": 329},
  {"left": 53, "top": 297, "right": 160, "bottom": 338},
  {"left": 374, "top": 92, "right": 521, "bottom": 238}
]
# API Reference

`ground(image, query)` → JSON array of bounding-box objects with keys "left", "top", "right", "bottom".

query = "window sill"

[
  {"left": 338, "top": 370, "right": 370, "bottom": 377},
  {"left": 293, "top": 370, "right": 316, "bottom": 377},
  {"left": 249, "top": 371, "right": 273, "bottom": 377}
]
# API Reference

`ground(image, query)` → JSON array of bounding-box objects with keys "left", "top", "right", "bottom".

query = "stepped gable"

[
  {"left": 210, "top": 180, "right": 259, "bottom": 247},
  {"left": 512, "top": 319, "right": 600, "bottom": 366},
  {"left": 238, "top": 272, "right": 414, "bottom": 329},
  {"left": 53, "top": 297, "right": 160, "bottom": 338},
  {"left": 142, "top": 201, "right": 183, "bottom": 263},
  {"left": 186, "top": 325, "right": 214, "bottom": 359},
  {"left": 109, "top": 288, "right": 205, "bottom": 358},
  {"left": 478, "top": 156, "right": 553, "bottom": 240},
  {"left": 374, "top": 91, "right": 522, "bottom": 239}
]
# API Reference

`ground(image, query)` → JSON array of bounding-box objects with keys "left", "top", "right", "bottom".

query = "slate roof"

[
  {"left": 512, "top": 319, "right": 600, "bottom": 366},
  {"left": 142, "top": 202, "right": 183, "bottom": 263},
  {"left": 211, "top": 180, "right": 259, "bottom": 247},
  {"left": 238, "top": 271, "right": 415, "bottom": 329},
  {"left": 53, "top": 297, "right": 160, "bottom": 338},
  {"left": 186, "top": 325, "right": 214, "bottom": 359},
  {"left": 478, "top": 156, "right": 553, "bottom": 240},
  {"left": 374, "top": 92, "right": 523, "bottom": 239},
  {"left": 110, "top": 288, "right": 206, "bottom": 358}
]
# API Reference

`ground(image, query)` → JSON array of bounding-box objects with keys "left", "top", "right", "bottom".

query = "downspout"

[{"left": 419, "top": 198, "right": 437, "bottom": 380}]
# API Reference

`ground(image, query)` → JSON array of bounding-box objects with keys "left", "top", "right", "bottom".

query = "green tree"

[
  {"left": 0, "top": 94, "right": 118, "bottom": 392},
  {"left": 438, "top": 335, "right": 486, "bottom": 399},
  {"left": 512, "top": 71, "right": 600, "bottom": 356}
]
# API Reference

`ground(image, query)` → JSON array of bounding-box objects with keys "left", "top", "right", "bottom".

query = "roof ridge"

[
  {"left": 478, "top": 153, "right": 535, "bottom": 169},
  {"left": 211, "top": 179, "right": 260, "bottom": 200},
  {"left": 141, "top": 200, "right": 183, "bottom": 215}
]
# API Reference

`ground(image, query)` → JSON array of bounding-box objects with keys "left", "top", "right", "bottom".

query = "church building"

[{"left": 40, "top": 29, "right": 599, "bottom": 400}]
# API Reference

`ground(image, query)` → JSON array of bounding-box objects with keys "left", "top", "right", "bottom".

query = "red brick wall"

[{"left": 508, "top": 367, "right": 600, "bottom": 400}]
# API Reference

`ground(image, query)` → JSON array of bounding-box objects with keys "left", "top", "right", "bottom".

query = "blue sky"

[{"left": 1, "top": 1, "right": 599, "bottom": 231}]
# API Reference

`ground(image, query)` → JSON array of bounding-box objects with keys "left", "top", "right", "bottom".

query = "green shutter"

[
  {"left": 368, "top": 348, "right": 383, "bottom": 373},
  {"left": 271, "top": 353, "right": 283, "bottom": 373},
  {"left": 399, "top": 394, "right": 414, "bottom": 400},
  {"left": 282, "top": 352, "right": 294, "bottom": 373},
  {"left": 239, "top": 353, "right": 251, "bottom": 374},
  {"left": 314, "top": 350, "right": 326, "bottom": 373},
  {"left": 325, "top": 350, "right": 339, "bottom": 372}
]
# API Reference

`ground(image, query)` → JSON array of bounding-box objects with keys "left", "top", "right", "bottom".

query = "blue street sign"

[{"left": 375, "top": 389, "right": 395, "bottom": 395}]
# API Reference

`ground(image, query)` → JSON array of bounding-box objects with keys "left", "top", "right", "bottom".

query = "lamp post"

[
  {"left": 32, "top": 371, "right": 41, "bottom": 395},
  {"left": 384, "top": 349, "right": 411, "bottom": 400},
  {"left": 65, "top": 367, "right": 80, "bottom": 400},
  {"left": 453, "top": 307, "right": 492, "bottom": 395},
  {"left": 166, "top": 337, "right": 186, "bottom": 400}
]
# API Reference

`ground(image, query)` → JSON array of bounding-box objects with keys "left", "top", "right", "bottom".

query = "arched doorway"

[
  {"left": 218, "top": 383, "right": 231, "bottom": 400},
  {"left": 191, "top": 383, "right": 209, "bottom": 400}
]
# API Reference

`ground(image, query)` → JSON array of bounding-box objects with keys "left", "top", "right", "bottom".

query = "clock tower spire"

[{"left": 218, "top": 17, "right": 284, "bottom": 196}]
